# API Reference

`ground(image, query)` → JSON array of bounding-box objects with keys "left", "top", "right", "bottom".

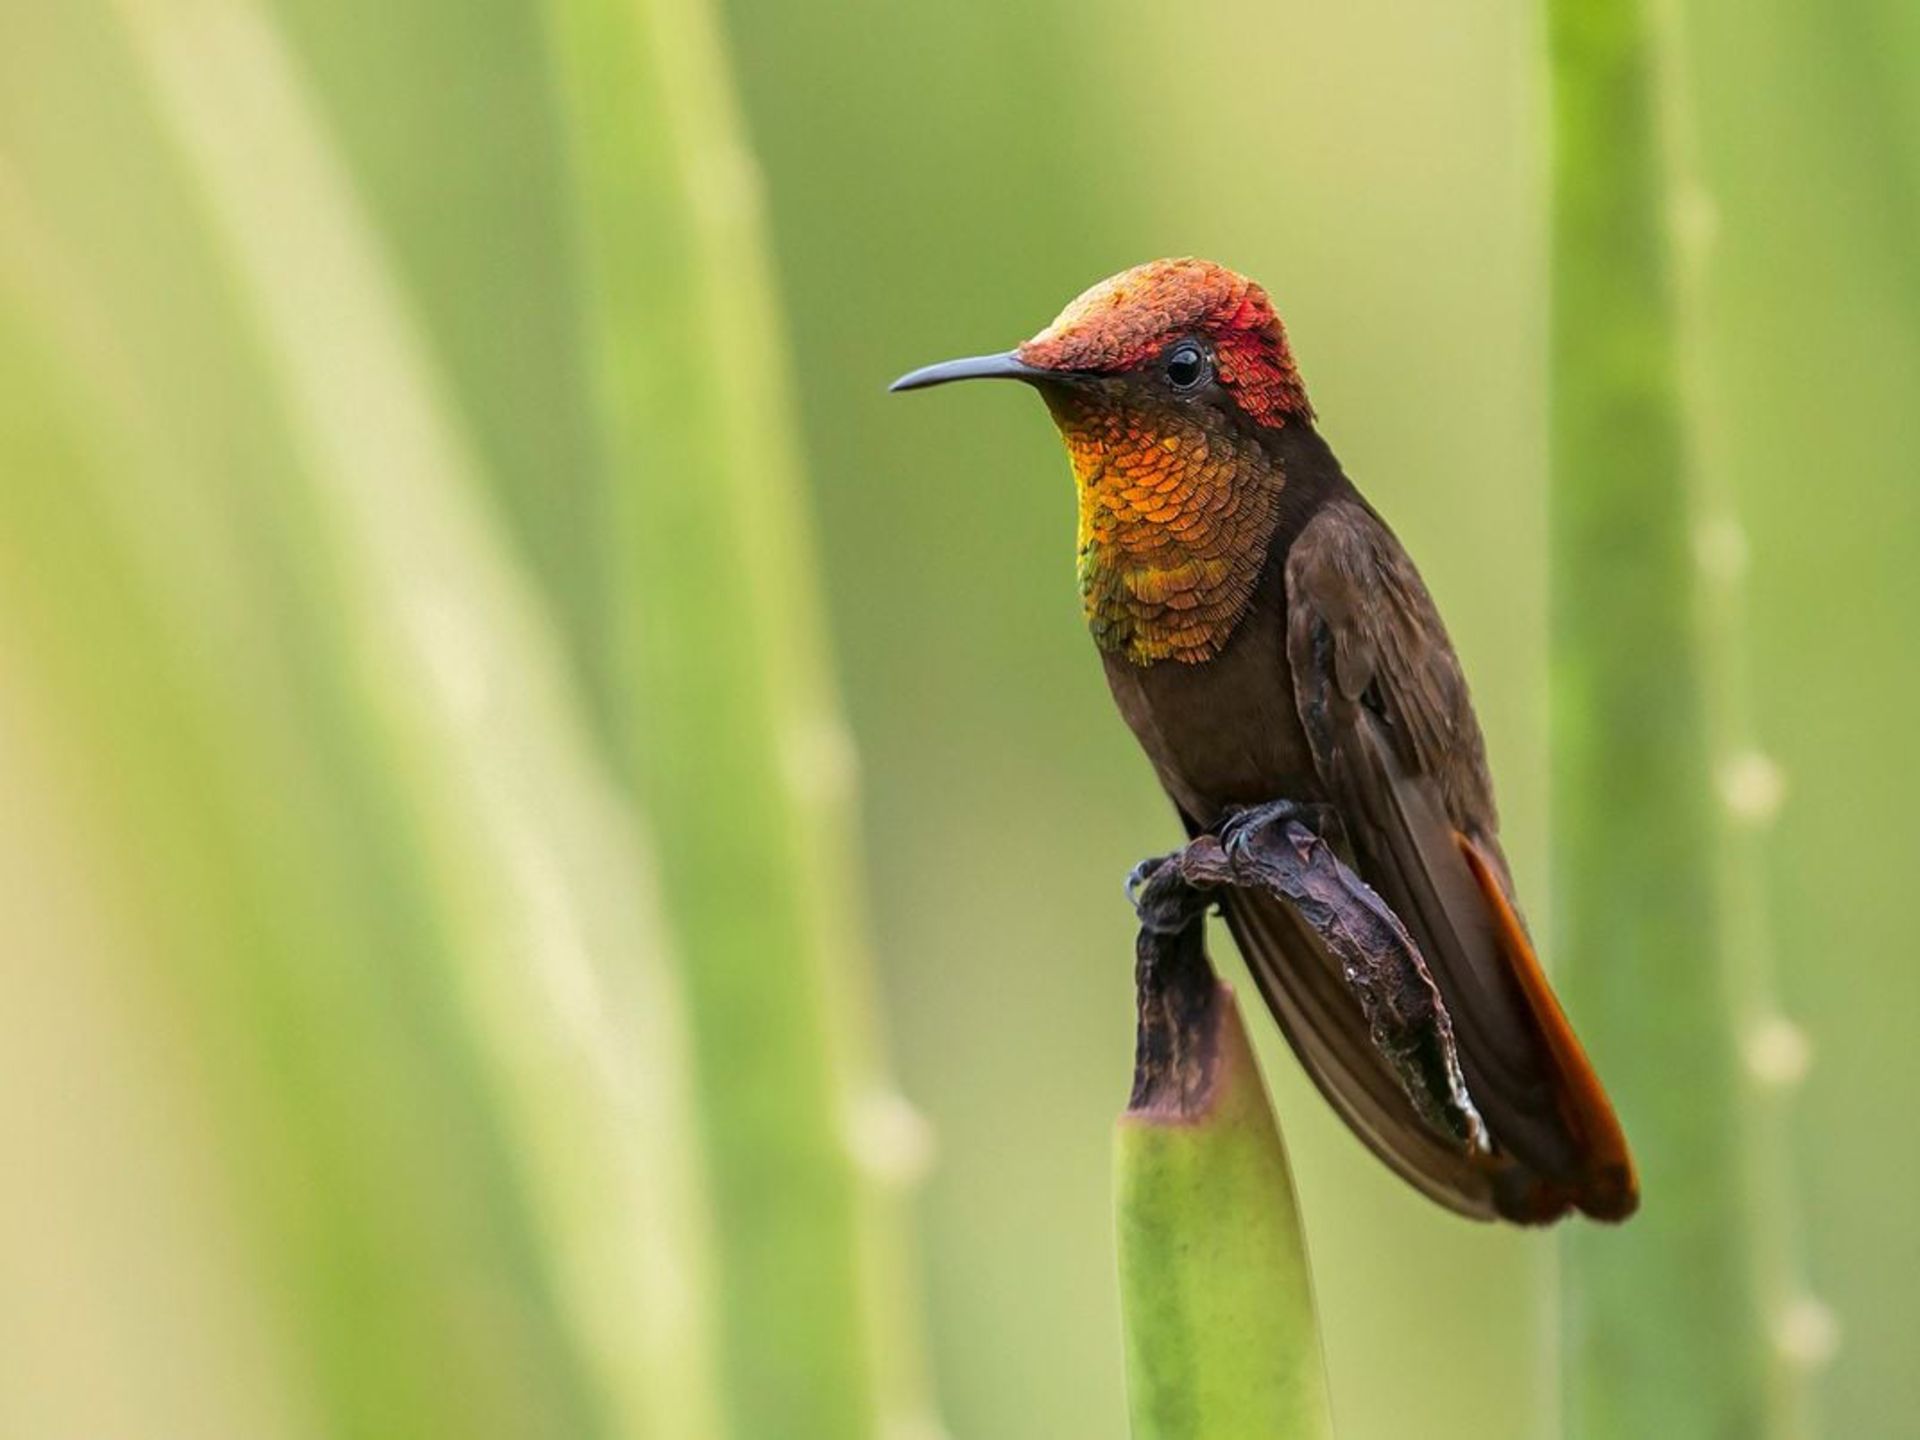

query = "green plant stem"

[
  {"left": 1546, "top": 0, "right": 1766, "bottom": 1433},
  {"left": 542, "top": 1, "right": 936, "bottom": 1436},
  {"left": 1116, "top": 903, "right": 1331, "bottom": 1440}
]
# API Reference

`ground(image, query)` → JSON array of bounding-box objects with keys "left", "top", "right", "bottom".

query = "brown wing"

[{"left": 1282, "top": 499, "right": 1636, "bottom": 1223}]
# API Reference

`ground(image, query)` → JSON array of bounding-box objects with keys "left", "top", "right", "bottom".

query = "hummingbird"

[{"left": 892, "top": 258, "right": 1635, "bottom": 1224}]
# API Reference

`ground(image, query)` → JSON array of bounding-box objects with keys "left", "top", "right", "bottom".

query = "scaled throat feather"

[{"left": 1052, "top": 391, "right": 1283, "bottom": 666}]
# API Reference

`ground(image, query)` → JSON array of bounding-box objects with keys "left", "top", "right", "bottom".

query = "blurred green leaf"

[
  {"left": 0, "top": 1, "right": 722, "bottom": 1434},
  {"left": 540, "top": 0, "right": 935, "bottom": 1435},
  {"left": 1545, "top": 0, "right": 1766, "bottom": 1433}
]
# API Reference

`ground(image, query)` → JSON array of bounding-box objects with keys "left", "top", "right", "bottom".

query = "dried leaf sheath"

[{"left": 1133, "top": 811, "right": 1487, "bottom": 1151}]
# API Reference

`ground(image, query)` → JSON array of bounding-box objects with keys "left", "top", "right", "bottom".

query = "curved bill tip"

[{"left": 888, "top": 351, "right": 1054, "bottom": 394}]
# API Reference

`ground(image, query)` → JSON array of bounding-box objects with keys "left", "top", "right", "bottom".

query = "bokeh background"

[{"left": 1, "top": 1, "right": 1914, "bottom": 1437}]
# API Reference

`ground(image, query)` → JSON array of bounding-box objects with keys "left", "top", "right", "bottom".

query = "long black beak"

[{"left": 888, "top": 351, "right": 1055, "bottom": 393}]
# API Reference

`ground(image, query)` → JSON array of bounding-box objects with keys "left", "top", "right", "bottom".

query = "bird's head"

[
  {"left": 890, "top": 256, "right": 1312, "bottom": 435},
  {"left": 892, "top": 259, "right": 1313, "bottom": 665}
]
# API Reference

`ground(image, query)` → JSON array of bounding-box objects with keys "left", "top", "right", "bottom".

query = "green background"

[{"left": 1, "top": 0, "right": 1912, "bottom": 1435}]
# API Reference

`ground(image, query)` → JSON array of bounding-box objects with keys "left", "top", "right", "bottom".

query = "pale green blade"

[
  {"left": 0, "top": 1, "right": 722, "bottom": 1434},
  {"left": 540, "top": 0, "right": 937, "bottom": 1435}
]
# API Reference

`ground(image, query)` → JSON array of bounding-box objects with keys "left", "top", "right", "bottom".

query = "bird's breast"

[
  {"left": 1065, "top": 415, "right": 1282, "bottom": 666},
  {"left": 1098, "top": 555, "right": 1321, "bottom": 827}
]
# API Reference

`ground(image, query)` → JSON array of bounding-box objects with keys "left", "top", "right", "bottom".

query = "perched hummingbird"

[{"left": 893, "top": 259, "right": 1635, "bottom": 1224}]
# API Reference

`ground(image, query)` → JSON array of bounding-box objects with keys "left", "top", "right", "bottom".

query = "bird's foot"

[
  {"left": 1215, "top": 798, "right": 1341, "bottom": 861},
  {"left": 1127, "top": 852, "right": 1214, "bottom": 936},
  {"left": 1128, "top": 799, "right": 1336, "bottom": 933}
]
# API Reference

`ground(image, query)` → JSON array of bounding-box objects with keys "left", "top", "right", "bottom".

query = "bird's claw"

[
  {"left": 1215, "top": 798, "right": 1338, "bottom": 861},
  {"left": 1130, "top": 800, "right": 1338, "bottom": 933},
  {"left": 1128, "top": 850, "right": 1214, "bottom": 936},
  {"left": 1125, "top": 854, "right": 1169, "bottom": 905}
]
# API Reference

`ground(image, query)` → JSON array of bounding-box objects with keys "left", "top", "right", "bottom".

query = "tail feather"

[
  {"left": 1346, "top": 747, "right": 1582, "bottom": 1179},
  {"left": 1457, "top": 834, "right": 1639, "bottom": 1221}
]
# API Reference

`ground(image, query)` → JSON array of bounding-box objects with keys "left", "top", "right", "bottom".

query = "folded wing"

[{"left": 1274, "top": 499, "right": 1636, "bottom": 1223}]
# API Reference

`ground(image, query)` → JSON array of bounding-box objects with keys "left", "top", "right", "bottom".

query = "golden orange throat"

[{"left": 1054, "top": 398, "right": 1282, "bottom": 666}]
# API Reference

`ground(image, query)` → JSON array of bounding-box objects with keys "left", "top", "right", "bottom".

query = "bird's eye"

[{"left": 1165, "top": 342, "right": 1211, "bottom": 392}]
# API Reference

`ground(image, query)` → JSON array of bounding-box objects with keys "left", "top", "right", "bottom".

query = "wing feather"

[{"left": 1282, "top": 500, "right": 1636, "bottom": 1222}]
